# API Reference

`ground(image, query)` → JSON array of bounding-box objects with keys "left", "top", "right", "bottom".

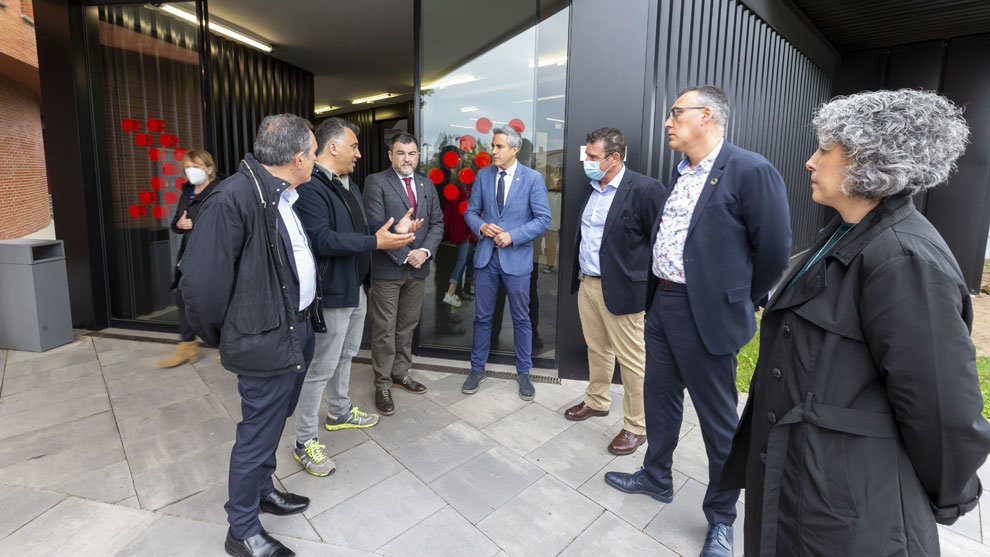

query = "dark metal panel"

[
  {"left": 832, "top": 48, "right": 885, "bottom": 95},
  {"left": 885, "top": 40, "right": 945, "bottom": 90},
  {"left": 558, "top": 0, "right": 652, "bottom": 379},
  {"left": 926, "top": 33, "right": 990, "bottom": 292}
]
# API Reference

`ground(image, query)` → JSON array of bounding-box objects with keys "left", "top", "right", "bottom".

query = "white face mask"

[{"left": 185, "top": 167, "right": 208, "bottom": 185}]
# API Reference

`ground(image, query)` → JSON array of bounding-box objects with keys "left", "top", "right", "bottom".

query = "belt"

[
  {"left": 297, "top": 307, "right": 310, "bottom": 322},
  {"left": 657, "top": 278, "right": 686, "bottom": 292},
  {"left": 759, "top": 393, "right": 898, "bottom": 557},
  {"left": 578, "top": 270, "right": 600, "bottom": 281}
]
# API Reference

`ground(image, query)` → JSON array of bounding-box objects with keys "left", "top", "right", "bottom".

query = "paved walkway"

[{"left": 0, "top": 335, "right": 988, "bottom": 556}]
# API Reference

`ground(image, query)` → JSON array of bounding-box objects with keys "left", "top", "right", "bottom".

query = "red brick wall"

[
  {"left": 0, "top": 73, "right": 49, "bottom": 238},
  {"left": 1, "top": 0, "right": 38, "bottom": 67}
]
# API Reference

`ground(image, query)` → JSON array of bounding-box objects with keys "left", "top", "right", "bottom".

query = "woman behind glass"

[
  {"left": 721, "top": 89, "right": 990, "bottom": 556},
  {"left": 157, "top": 149, "right": 219, "bottom": 367}
]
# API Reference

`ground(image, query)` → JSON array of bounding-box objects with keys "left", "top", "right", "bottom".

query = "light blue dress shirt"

[
  {"left": 277, "top": 187, "right": 317, "bottom": 311},
  {"left": 579, "top": 165, "right": 626, "bottom": 277}
]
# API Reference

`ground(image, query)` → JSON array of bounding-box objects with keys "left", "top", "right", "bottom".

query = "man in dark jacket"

[
  {"left": 291, "top": 118, "right": 419, "bottom": 477},
  {"left": 564, "top": 127, "right": 665, "bottom": 455},
  {"left": 363, "top": 132, "right": 443, "bottom": 415},
  {"left": 604, "top": 86, "right": 792, "bottom": 557},
  {"left": 179, "top": 114, "right": 319, "bottom": 557}
]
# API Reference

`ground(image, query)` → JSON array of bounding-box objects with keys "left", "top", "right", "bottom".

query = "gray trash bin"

[{"left": 0, "top": 239, "right": 74, "bottom": 352}]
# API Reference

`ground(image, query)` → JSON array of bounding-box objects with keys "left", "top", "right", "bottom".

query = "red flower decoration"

[
  {"left": 128, "top": 204, "right": 145, "bottom": 218},
  {"left": 148, "top": 148, "right": 161, "bottom": 161},
  {"left": 442, "top": 151, "right": 460, "bottom": 167},
  {"left": 150, "top": 177, "right": 165, "bottom": 190},
  {"left": 135, "top": 133, "right": 151, "bottom": 147},
  {"left": 428, "top": 168, "right": 444, "bottom": 184},
  {"left": 139, "top": 190, "right": 157, "bottom": 204},
  {"left": 459, "top": 135, "right": 476, "bottom": 150},
  {"left": 152, "top": 205, "right": 170, "bottom": 219},
  {"left": 508, "top": 118, "right": 525, "bottom": 132},
  {"left": 475, "top": 152, "right": 492, "bottom": 167},
  {"left": 458, "top": 168, "right": 475, "bottom": 184},
  {"left": 162, "top": 162, "right": 179, "bottom": 176},
  {"left": 146, "top": 118, "right": 165, "bottom": 132},
  {"left": 175, "top": 177, "right": 188, "bottom": 189},
  {"left": 160, "top": 133, "right": 178, "bottom": 147},
  {"left": 173, "top": 148, "right": 187, "bottom": 160},
  {"left": 443, "top": 184, "right": 458, "bottom": 200},
  {"left": 475, "top": 118, "right": 492, "bottom": 134},
  {"left": 164, "top": 191, "right": 179, "bottom": 205},
  {"left": 458, "top": 200, "right": 468, "bottom": 215}
]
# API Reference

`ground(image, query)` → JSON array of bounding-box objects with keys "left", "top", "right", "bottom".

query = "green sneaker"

[
  {"left": 325, "top": 405, "right": 380, "bottom": 431},
  {"left": 294, "top": 438, "right": 336, "bottom": 477}
]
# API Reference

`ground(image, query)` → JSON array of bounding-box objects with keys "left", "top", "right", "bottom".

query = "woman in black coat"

[
  {"left": 157, "top": 149, "right": 219, "bottom": 367},
  {"left": 721, "top": 89, "right": 990, "bottom": 556}
]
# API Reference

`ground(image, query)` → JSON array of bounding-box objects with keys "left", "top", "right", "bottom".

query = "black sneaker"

[{"left": 462, "top": 369, "right": 486, "bottom": 394}]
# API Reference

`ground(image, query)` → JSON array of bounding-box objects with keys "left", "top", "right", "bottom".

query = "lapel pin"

[{"left": 710, "top": 178, "right": 718, "bottom": 186}]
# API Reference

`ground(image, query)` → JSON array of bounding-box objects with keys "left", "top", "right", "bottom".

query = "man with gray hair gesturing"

[
  {"left": 179, "top": 113, "right": 322, "bottom": 557},
  {"left": 604, "top": 86, "right": 791, "bottom": 557},
  {"left": 462, "top": 125, "right": 552, "bottom": 400}
]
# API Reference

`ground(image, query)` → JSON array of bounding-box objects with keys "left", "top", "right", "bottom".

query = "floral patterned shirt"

[{"left": 652, "top": 140, "right": 724, "bottom": 283}]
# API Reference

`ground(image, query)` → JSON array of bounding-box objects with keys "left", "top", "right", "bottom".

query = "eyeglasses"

[{"left": 668, "top": 106, "right": 707, "bottom": 120}]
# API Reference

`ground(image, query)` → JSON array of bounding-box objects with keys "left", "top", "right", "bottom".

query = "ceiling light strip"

[{"left": 161, "top": 5, "right": 272, "bottom": 53}]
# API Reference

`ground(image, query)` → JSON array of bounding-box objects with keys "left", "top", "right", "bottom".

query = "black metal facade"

[
  {"left": 209, "top": 33, "right": 314, "bottom": 178},
  {"left": 835, "top": 34, "right": 990, "bottom": 293},
  {"left": 556, "top": 0, "right": 834, "bottom": 378}
]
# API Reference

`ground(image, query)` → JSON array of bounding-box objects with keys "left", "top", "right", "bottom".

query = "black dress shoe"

[
  {"left": 392, "top": 375, "right": 427, "bottom": 394},
  {"left": 259, "top": 489, "right": 309, "bottom": 515},
  {"left": 225, "top": 528, "right": 294, "bottom": 557},
  {"left": 376, "top": 388, "right": 396, "bottom": 415}
]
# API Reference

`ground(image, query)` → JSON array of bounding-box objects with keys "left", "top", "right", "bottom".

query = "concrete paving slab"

[
  {"left": 559, "top": 510, "right": 678, "bottom": 556},
  {"left": 378, "top": 506, "right": 500, "bottom": 557},
  {"left": 482, "top": 401, "right": 576, "bottom": 456},
  {"left": 478, "top": 475, "right": 604, "bottom": 556},
  {"left": 0, "top": 485, "right": 65, "bottom": 540},
  {"left": 309, "top": 470, "right": 445, "bottom": 552},
  {"left": 430, "top": 445, "right": 545, "bottom": 524},
  {"left": 393, "top": 420, "right": 497, "bottom": 483},
  {"left": 525, "top": 422, "right": 617, "bottom": 488}
]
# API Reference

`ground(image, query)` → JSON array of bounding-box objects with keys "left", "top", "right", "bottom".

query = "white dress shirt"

[
  {"left": 277, "top": 187, "right": 317, "bottom": 311},
  {"left": 579, "top": 165, "right": 626, "bottom": 277}
]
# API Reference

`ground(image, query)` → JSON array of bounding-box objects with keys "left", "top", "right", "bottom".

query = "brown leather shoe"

[
  {"left": 608, "top": 429, "right": 646, "bottom": 455},
  {"left": 376, "top": 389, "right": 396, "bottom": 415},
  {"left": 564, "top": 402, "right": 609, "bottom": 421},
  {"left": 392, "top": 375, "right": 427, "bottom": 394}
]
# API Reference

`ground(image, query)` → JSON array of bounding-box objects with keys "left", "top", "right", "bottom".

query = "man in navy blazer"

[
  {"left": 604, "top": 86, "right": 791, "bottom": 557},
  {"left": 462, "top": 126, "right": 552, "bottom": 400},
  {"left": 564, "top": 127, "right": 665, "bottom": 456}
]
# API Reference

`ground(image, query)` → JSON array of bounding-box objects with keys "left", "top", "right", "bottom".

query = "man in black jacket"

[
  {"left": 291, "top": 118, "right": 419, "bottom": 477},
  {"left": 564, "top": 128, "right": 665, "bottom": 455},
  {"left": 179, "top": 114, "right": 320, "bottom": 557}
]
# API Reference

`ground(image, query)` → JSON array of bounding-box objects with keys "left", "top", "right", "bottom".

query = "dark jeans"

[
  {"left": 642, "top": 287, "right": 740, "bottom": 526},
  {"left": 225, "top": 319, "right": 315, "bottom": 539},
  {"left": 492, "top": 261, "right": 540, "bottom": 343},
  {"left": 175, "top": 292, "right": 195, "bottom": 342},
  {"left": 470, "top": 251, "right": 532, "bottom": 374}
]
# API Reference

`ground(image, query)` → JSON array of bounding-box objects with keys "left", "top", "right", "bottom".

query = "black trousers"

[
  {"left": 642, "top": 286, "right": 740, "bottom": 526},
  {"left": 225, "top": 319, "right": 315, "bottom": 539}
]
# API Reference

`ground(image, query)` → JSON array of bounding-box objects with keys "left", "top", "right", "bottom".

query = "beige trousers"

[{"left": 577, "top": 276, "right": 646, "bottom": 435}]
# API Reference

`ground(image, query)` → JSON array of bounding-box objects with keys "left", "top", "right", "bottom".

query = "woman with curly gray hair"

[{"left": 720, "top": 89, "right": 990, "bottom": 556}]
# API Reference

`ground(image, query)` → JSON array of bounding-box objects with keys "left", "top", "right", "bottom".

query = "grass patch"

[{"left": 738, "top": 315, "right": 990, "bottom": 419}]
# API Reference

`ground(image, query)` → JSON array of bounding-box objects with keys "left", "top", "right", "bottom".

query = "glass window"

[
  {"left": 97, "top": 2, "right": 206, "bottom": 323},
  {"left": 419, "top": 2, "right": 569, "bottom": 363}
]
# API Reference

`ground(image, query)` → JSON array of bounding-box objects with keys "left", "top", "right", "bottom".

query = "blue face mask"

[{"left": 583, "top": 159, "right": 613, "bottom": 180}]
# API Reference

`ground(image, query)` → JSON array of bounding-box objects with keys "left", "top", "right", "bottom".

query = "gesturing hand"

[
  {"left": 395, "top": 207, "right": 424, "bottom": 234},
  {"left": 177, "top": 210, "right": 193, "bottom": 230},
  {"left": 375, "top": 217, "right": 416, "bottom": 249}
]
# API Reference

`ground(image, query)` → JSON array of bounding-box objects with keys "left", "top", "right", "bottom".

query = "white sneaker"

[{"left": 443, "top": 292, "right": 463, "bottom": 307}]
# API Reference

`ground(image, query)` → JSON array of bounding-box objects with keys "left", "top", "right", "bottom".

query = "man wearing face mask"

[
  {"left": 158, "top": 149, "right": 220, "bottom": 368},
  {"left": 565, "top": 128, "right": 665, "bottom": 455}
]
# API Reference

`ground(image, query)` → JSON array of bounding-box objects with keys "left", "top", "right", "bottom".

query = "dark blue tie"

[{"left": 496, "top": 170, "right": 506, "bottom": 213}]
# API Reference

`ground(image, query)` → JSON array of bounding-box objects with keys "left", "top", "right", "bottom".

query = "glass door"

[{"left": 89, "top": 2, "right": 208, "bottom": 326}]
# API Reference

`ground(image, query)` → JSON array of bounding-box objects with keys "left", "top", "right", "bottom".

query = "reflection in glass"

[
  {"left": 420, "top": 4, "right": 569, "bottom": 362},
  {"left": 98, "top": 3, "right": 206, "bottom": 323}
]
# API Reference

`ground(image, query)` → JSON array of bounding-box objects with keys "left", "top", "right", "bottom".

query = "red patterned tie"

[{"left": 403, "top": 177, "right": 417, "bottom": 212}]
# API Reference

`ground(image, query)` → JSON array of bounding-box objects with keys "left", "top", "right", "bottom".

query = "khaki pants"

[
  {"left": 369, "top": 272, "right": 425, "bottom": 389},
  {"left": 578, "top": 276, "right": 646, "bottom": 435}
]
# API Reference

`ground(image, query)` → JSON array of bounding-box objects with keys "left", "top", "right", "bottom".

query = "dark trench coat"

[{"left": 721, "top": 195, "right": 990, "bottom": 556}]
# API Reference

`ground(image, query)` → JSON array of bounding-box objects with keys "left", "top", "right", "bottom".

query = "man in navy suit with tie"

[
  {"left": 462, "top": 126, "right": 552, "bottom": 400},
  {"left": 604, "top": 86, "right": 792, "bottom": 557}
]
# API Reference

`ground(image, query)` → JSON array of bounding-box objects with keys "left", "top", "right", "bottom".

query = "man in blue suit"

[
  {"left": 462, "top": 126, "right": 552, "bottom": 400},
  {"left": 604, "top": 86, "right": 791, "bottom": 557}
]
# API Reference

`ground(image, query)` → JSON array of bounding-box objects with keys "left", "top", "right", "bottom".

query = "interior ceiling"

[
  {"left": 207, "top": 0, "right": 414, "bottom": 110},
  {"left": 788, "top": 0, "right": 990, "bottom": 52},
  {"left": 206, "top": 0, "right": 565, "bottom": 114}
]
